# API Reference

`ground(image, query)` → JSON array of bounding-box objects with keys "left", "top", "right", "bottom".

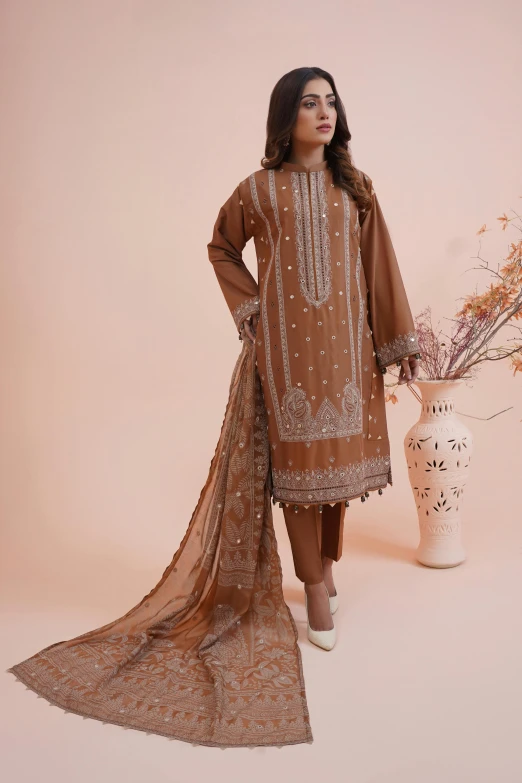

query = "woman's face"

[{"left": 291, "top": 77, "right": 337, "bottom": 147}]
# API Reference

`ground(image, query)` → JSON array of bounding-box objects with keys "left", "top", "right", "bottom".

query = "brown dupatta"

[{"left": 6, "top": 340, "right": 313, "bottom": 748}]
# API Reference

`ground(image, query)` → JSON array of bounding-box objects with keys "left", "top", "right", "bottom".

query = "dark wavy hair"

[{"left": 261, "top": 66, "right": 373, "bottom": 213}]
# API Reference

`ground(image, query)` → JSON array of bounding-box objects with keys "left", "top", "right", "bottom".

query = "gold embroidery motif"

[
  {"left": 272, "top": 454, "right": 391, "bottom": 504},
  {"left": 342, "top": 190, "right": 356, "bottom": 388},
  {"left": 6, "top": 343, "right": 313, "bottom": 748},
  {"left": 250, "top": 170, "right": 366, "bottom": 444},
  {"left": 376, "top": 331, "right": 420, "bottom": 368},
  {"left": 232, "top": 296, "right": 260, "bottom": 330},
  {"left": 280, "top": 381, "right": 362, "bottom": 441},
  {"left": 291, "top": 171, "right": 332, "bottom": 307}
]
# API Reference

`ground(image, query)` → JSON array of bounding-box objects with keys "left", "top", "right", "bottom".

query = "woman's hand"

[
  {"left": 239, "top": 313, "right": 258, "bottom": 344},
  {"left": 397, "top": 355, "right": 420, "bottom": 385}
]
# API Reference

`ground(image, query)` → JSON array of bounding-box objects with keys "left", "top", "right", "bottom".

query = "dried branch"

[{"left": 389, "top": 197, "right": 522, "bottom": 406}]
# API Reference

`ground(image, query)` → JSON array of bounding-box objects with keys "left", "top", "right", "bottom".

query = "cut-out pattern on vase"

[{"left": 403, "top": 380, "right": 473, "bottom": 567}]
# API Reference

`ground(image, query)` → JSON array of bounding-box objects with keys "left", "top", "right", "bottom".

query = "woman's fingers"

[
  {"left": 397, "top": 358, "right": 410, "bottom": 384},
  {"left": 409, "top": 355, "right": 421, "bottom": 383},
  {"left": 398, "top": 357, "right": 416, "bottom": 384},
  {"left": 244, "top": 322, "right": 255, "bottom": 343},
  {"left": 240, "top": 316, "right": 256, "bottom": 343}
]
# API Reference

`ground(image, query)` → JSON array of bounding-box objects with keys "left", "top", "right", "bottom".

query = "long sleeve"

[
  {"left": 207, "top": 183, "right": 260, "bottom": 332},
  {"left": 359, "top": 174, "right": 420, "bottom": 370}
]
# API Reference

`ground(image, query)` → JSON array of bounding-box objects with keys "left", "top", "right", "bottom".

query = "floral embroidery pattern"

[
  {"left": 250, "top": 170, "right": 366, "bottom": 446},
  {"left": 272, "top": 454, "right": 392, "bottom": 504},
  {"left": 250, "top": 170, "right": 292, "bottom": 409},
  {"left": 291, "top": 171, "right": 332, "bottom": 307},
  {"left": 342, "top": 189, "right": 357, "bottom": 385},
  {"left": 6, "top": 342, "right": 313, "bottom": 748},
  {"left": 232, "top": 296, "right": 260, "bottom": 331},
  {"left": 376, "top": 330, "right": 420, "bottom": 368},
  {"left": 280, "top": 381, "right": 362, "bottom": 441}
]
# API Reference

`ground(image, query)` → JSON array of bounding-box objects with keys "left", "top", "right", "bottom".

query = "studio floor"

[{"left": 2, "top": 467, "right": 520, "bottom": 783}]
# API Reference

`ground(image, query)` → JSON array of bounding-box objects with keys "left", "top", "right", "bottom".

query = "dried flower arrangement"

[{"left": 385, "top": 199, "right": 522, "bottom": 411}]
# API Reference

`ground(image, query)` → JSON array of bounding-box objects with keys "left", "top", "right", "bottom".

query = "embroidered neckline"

[{"left": 279, "top": 160, "right": 330, "bottom": 172}]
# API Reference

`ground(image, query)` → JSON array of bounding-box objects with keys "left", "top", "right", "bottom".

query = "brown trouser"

[{"left": 281, "top": 502, "right": 346, "bottom": 584}]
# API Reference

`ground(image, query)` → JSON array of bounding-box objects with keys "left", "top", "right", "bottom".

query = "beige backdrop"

[{"left": 1, "top": 0, "right": 521, "bottom": 781}]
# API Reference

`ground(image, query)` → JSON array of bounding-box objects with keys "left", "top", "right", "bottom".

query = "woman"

[
  {"left": 7, "top": 67, "right": 421, "bottom": 749},
  {"left": 207, "top": 66, "right": 421, "bottom": 650}
]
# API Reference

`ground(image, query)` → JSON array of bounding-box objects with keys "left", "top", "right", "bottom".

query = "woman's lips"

[{"left": 317, "top": 126, "right": 331, "bottom": 132}]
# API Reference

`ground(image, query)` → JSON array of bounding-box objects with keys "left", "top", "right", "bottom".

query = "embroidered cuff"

[
  {"left": 232, "top": 296, "right": 260, "bottom": 331},
  {"left": 376, "top": 331, "right": 420, "bottom": 369}
]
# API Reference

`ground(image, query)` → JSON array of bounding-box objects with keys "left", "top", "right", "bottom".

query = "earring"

[{"left": 283, "top": 135, "right": 290, "bottom": 146}]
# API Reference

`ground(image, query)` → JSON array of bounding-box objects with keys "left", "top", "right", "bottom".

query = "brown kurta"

[{"left": 208, "top": 160, "right": 420, "bottom": 507}]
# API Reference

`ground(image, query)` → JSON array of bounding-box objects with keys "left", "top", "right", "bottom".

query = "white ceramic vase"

[{"left": 403, "top": 379, "right": 473, "bottom": 568}]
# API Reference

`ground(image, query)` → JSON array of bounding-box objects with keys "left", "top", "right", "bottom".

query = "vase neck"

[{"left": 417, "top": 383, "right": 459, "bottom": 421}]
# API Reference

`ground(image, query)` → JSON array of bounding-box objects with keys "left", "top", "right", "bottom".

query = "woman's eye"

[{"left": 303, "top": 100, "right": 336, "bottom": 109}]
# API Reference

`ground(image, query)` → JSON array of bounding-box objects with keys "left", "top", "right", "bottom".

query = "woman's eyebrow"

[{"left": 301, "top": 92, "right": 335, "bottom": 100}]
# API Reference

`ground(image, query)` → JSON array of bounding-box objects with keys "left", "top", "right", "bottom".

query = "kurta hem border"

[{"left": 271, "top": 469, "right": 392, "bottom": 506}]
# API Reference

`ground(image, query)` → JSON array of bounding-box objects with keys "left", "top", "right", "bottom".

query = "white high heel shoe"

[
  {"left": 321, "top": 558, "right": 339, "bottom": 614},
  {"left": 327, "top": 587, "right": 339, "bottom": 615},
  {"left": 304, "top": 583, "right": 336, "bottom": 651}
]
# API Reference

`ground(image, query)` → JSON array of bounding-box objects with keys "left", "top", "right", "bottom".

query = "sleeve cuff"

[
  {"left": 232, "top": 296, "right": 260, "bottom": 331},
  {"left": 376, "top": 331, "right": 420, "bottom": 369}
]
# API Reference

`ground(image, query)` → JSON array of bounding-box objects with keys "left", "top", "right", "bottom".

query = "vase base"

[
  {"left": 416, "top": 544, "right": 466, "bottom": 569},
  {"left": 416, "top": 557, "right": 466, "bottom": 569}
]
